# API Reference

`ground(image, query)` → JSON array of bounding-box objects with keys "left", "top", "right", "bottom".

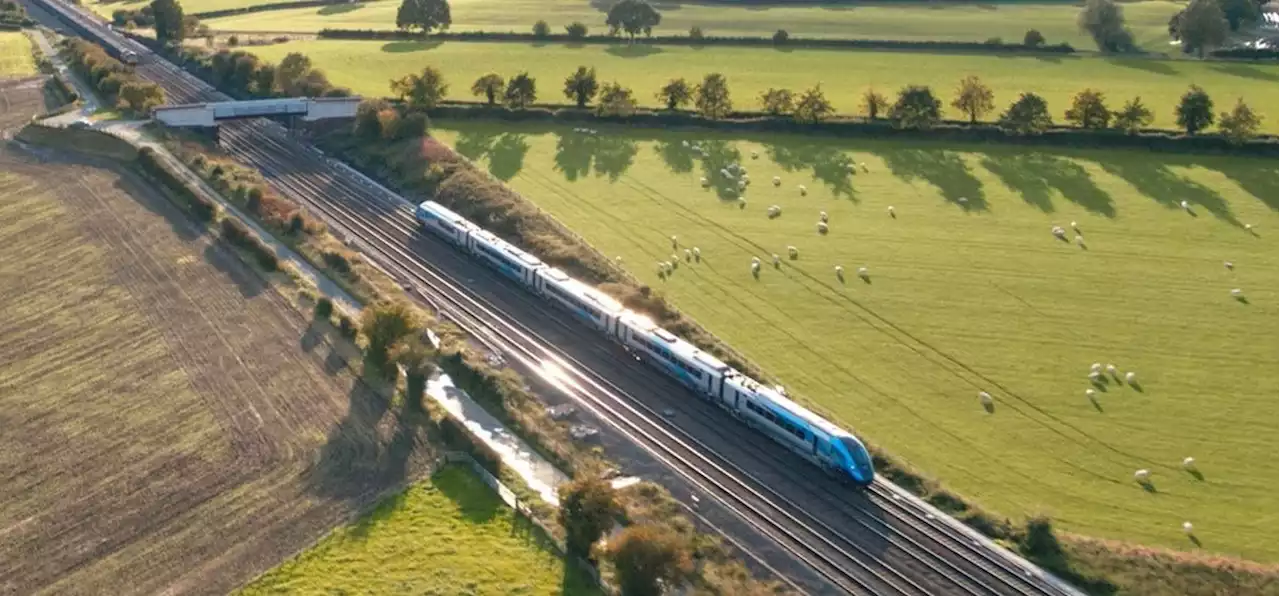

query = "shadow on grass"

[
  {"left": 980, "top": 153, "right": 1114, "bottom": 216},
  {"left": 1209, "top": 62, "right": 1276, "bottom": 82},
  {"left": 380, "top": 40, "right": 443, "bottom": 53},
  {"left": 1098, "top": 160, "right": 1240, "bottom": 226},
  {"left": 203, "top": 242, "right": 267, "bottom": 298},
  {"left": 1103, "top": 57, "right": 1178, "bottom": 76},
  {"left": 553, "top": 131, "right": 639, "bottom": 183},
  {"left": 766, "top": 142, "right": 857, "bottom": 201},
  {"left": 317, "top": 1, "right": 364, "bottom": 15},
  {"left": 1201, "top": 159, "right": 1278, "bottom": 210},
  {"left": 876, "top": 147, "right": 986, "bottom": 211},
  {"left": 434, "top": 464, "right": 503, "bottom": 524},
  {"left": 455, "top": 129, "right": 531, "bottom": 181},
  {"left": 110, "top": 173, "right": 207, "bottom": 243},
  {"left": 604, "top": 44, "right": 663, "bottom": 58}
]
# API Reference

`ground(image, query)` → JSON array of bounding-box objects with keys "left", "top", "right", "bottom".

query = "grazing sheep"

[
  {"left": 857, "top": 266, "right": 869, "bottom": 279},
  {"left": 887, "top": 206, "right": 895, "bottom": 217},
  {"left": 798, "top": 185, "right": 808, "bottom": 196},
  {"left": 615, "top": 256, "right": 623, "bottom": 263},
  {"left": 958, "top": 197, "right": 969, "bottom": 205},
  {"left": 860, "top": 162, "right": 869, "bottom": 173},
  {"left": 1134, "top": 469, "right": 1150, "bottom": 482},
  {"left": 692, "top": 247, "right": 701, "bottom": 261},
  {"left": 743, "top": 175, "right": 751, "bottom": 185},
  {"left": 1086, "top": 388, "right": 1097, "bottom": 399},
  {"left": 700, "top": 176, "right": 710, "bottom": 188},
  {"left": 663, "top": 261, "right": 674, "bottom": 274},
  {"left": 684, "top": 249, "right": 692, "bottom": 261},
  {"left": 819, "top": 211, "right": 829, "bottom": 223},
  {"left": 738, "top": 180, "right": 747, "bottom": 190},
  {"left": 1180, "top": 200, "right": 1191, "bottom": 210},
  {"left": 772, "top": 253, "right": 781, "bottom": 267},
  {"left": 979, "top": 391, "right": 993, "bottom": 406},
  {"left": 1231, "top": 288, "right": 1243, "bottom": 298},
  {"left": 1125, "top": 371, "right": 1137, "bottom": 384},
  {"left": 751, "top": 150, "right": 759, "bottom": 159},
  {"left": 739, "top": 198, "right": 748, "bottom": 210},
  {"left": 1071, "top": 221, "right": 1080, "bottom": 232},
  {"left": 1224, "top": 261, "right": 1234, "bottom": 270},
  {"left": 750, "top": 261, "right": 761, "bottom": 276},
  {"left": 1051, "top": 226, "right": 1066, "bottom": 239},
  {"left": 772, "top": 176, "right": 782, "bottom": 187},
  {"left": 767, "top": 205, "right": 782, "bottom": 219},
  {"left": 817, "top": 221, "right": 829, "bottom": 235},
  {"left": 1182, "top": 457, "right": 1196, "bottom": 469},
  {"left": 1090, "top": 363, "right": 1103, "bottom": 374},
  {"left": 752, "top": 256, "right": 761, "bottom": 265},
  {"left": 1075, "top": 235, "right": 1086, "bottom": 247},
  {"left": 835, "top": 265, "right": 844, "bottom": 280},
  {"left": 656, "top": 262, "right": 665, "bottom": 273},
  {"left": 1106, "top": 364, "right": 1118, "bottom": 377},
  {"left": 1088, "top": 371, "right": 1101, "bottom": 383},
  {"left": 671, "top": 235, "right": 679, "bottom": 249},
  {"left": 669, "top": 256, "right": 679, "bottom": 270},
  {"left": 1245, "top": 223, "right": 1254, "bottom": 231},
  {"left": 787, "top": 245, "right": 798, "bottom": 259},
  {"left": 1183, "top": 521, "right": 1194, "bottom": 535}
]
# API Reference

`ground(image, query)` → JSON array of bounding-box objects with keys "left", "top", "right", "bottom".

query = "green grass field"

[
  {"left": 429, "top": 119, "right": 1279, "bottom": 562},
  {"left": 199, "top": 0, "right": 1184, "bottom": 50},
  {"left": 237, "top": 464, "right": 601, "bottom": 595},
  {"left": 245, "top": 39, "right": 1278, "bottom": 133},
  {"left": 0, "top": 32, "right": 36, "bottom": 77}
]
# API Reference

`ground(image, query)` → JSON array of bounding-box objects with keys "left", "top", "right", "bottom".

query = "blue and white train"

[{"left": 416, "top": 200, "right": 876, "bottom": 487}]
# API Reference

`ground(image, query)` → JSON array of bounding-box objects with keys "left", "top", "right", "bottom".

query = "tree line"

[
  {"left": 61, "top": 38, "right": 166, "bottom": 113},
  {"left": 376, "top": 65, "right": 1266, "bottom": 141}
]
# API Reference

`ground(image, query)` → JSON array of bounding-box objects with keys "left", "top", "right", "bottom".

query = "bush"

[
  {"left": 337, "top": 313, "right": 357, "bottom": 337},
  {"left": 532, "top": 20, "right": 551, "bottom": 38},
  {"left": 314, "top": 296, "right": 334, "bottom": 320},
  {"left": 137, "top": 147, "right": 218, "bottom": 222},
  {"left": 227, "top": 34, "right": 239, "bottom": 46},
  {"left": 246, "top": 185, "right": 264, "bottom": 212},
  {"left": 288, "top": 211, "right": 306, "bottom": 235},
  {"left": 323, "top": 250, "right": 353, "bottom": 274},
  {"left": 772, "top": 29, "right": 788, "bottom": 44},
  {"left": 565, "top": 21, "right": 588, "bottom": 39},
  {"left": 688, "top": 25, "right": 704, "bottom": 41},
  {"left": 1024, "top": 29, "right": 1046, "bottom": 47}
]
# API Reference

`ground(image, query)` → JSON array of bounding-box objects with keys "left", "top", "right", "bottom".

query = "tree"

[
  {"left": 1064, "top": 88, "right": 1111, "bottom": 129},
  {"left": 391, "top": 66, "right": 448, "bottom": 109},
  {"left": 792, "top": 84, "right": 835, "bottom": 123},
  {"left": 274, "top": 52, "right": 312, "bottom": 96},
  {"left": 999, "top": 92, "right": 1053, "bottom": 135},
  {"left": 251, "top": 62, "right": 276, "bottom": 96},
  {"left": 504, "top": 71, "right": 537, "bottom": 108},
  {"left": 1220, "top": 0, "right": 1261, "bottom": 30},
  {"left": 655, "top": 77, "right": 692, "bottom": 110},
  {"left": 951, "top": 75, "right": 995, "bottom": 124},
  {"left": 1078, "top": 0, "right": 1135, "bottom": 52},
  {"left": 688, "top": 25, "right": 704, "bottom": 41},
  {"left": 470, "top": 73, "right": 504, "bottom": 105},
  {"left": 606, "top": 0, "right": 661, "bottom": 42},
  {"left": 1217, "top": 97, "right": 1260, "bottom": 143},
  {"left": 758, "top": 87, "right": 794, "bottom": 116},
  {"left": 607, "top": 524, "right": 693, "bottom": 596},
  {"left": 861, "top": 88, "right": 890, "bottom": 120},
  {"left": 398, "top": 111, "right": 430, "bottom": 139},
  {"left": 563, "top": 66, "right": 599, "bottom": 108},
  {"left": 395, "top": 0, "right": 451, "bottom": 35},
  {"left": 772, "top": 29, "right": 789, "bottom": 44},
  {"left": 118, "top": 81, "right": 164, "bottom": 112},
  {"left": 150, "top": 0, "right": 184, "bottom": 43},
  {"left": 565, "top": 21, "right": 588, "bottom": 39},
  {"left": 558, "top": 476, "right": 622, "bottom": 558},
  {"left": 596, "top": 81, "right": 637, "bottom": 117},
  {"left": 1023, "top": 29, "right": 1046, "bottom": 47},
  {"left": 359, "top": 301, "right": 422, "bottom": 375},
  {"left": 693, "top": 72, "right": 732, "bottom": 119},
  {"left": 1175, "top": 85, "right": 1214, "bottom": 134},
  {"left": 1111, "top": 96, "right": 1153, "bottom": 133},
  {"left": 1176, "top": 0, "right": 1229, "bottom": 57},
  {"left": 889, "top": 85, "right": 942, "bottom": 129},
  {"left": 353, "top": 100, "right": 387, "bottom": 140},
  {"left": 393, "top": 335, "right": 436, "bottom": 409},
  {"left": 533, "top": 19, "right": 551, "bottom": 38}
]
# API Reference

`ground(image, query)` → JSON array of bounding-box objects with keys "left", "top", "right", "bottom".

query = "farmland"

[
  {"left": 0, "top": 32, "right": 36, "bottom": 78},
  {"left": 430, "top": 118, "right": 1279, "bottom": 561},
  {"left": 0, "top": 138, "right": 440, "bottom": 593},
  {"left": 245, "top": 39, "right": 1279, "bottom": 132},
  {"left": 193, "top": 0, "right": 1184, "bottom": 51},
  {"left": 238, "top": 464, "right": 601, "bottom": 596}
]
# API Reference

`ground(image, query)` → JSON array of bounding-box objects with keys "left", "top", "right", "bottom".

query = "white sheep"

[
  {"left": 834, "top": 265, "right": 844, "bottom": 280},
  {"left": 692, "top": 247, "right": 701, "bottom": 261},
  {"left": 671, "top": 235, "right": 679, "bottom": 249},
  {"left": 1183, "top": 521, "right": 1194, "bottom": 535},
  {"left": 751, "top": 150, "right": 759, "bottom": 159},
  {"left": 1085, "top": 388, "right": 1097, "bottom": 399},
  {"left": 958, "top": 197, "right": 969, "bottom": 204},
  {"left": 1182, "top": 457, "right": 1196, "bottom": 469},
  {"left": 1075, "top": 235, "right": 1086, "bottom": 247},
  {"left": 684, "top": 249, "right": 692, "bottom": 261},
  {"left": 1245, "top": 223, "right": 1254, "bottom": 231},
  {"left": 772, "top": 253, "right": 781, "bottom": 267},
  {"left": 1180, "top": 200, "right": 1191, "bottom": 210},
  {"left": 1106, "top": 364, "right": 1118, "bottom": 376},
  {"left": 979, "top": 391, "right": 993, "bottom": 406},
  {"left": 787, "top": 245, "right": 798, "bottom": 260},
  {"left": 656, "top": 262, "right": 665, "bottom": 273},
  {"left": 738, "top": 180, "right": 747, "bottom": 190},
  {"left": 1088, "top": 371, "right": 1101, "bottom": 383},
  {"left": 663, "top": 261, "right": 674, "bottom": 273},
  {"left": 798, "top": 185, "right": 808, "bottom": 196},
  {"left": 887, "top": 206, "right": 895, "bottom": 217},
  {"left": 857, "top": 266, "right": 869, "bottom": 279},
  {"left": 767, "top": 205, "right": 782, "bottom": 219},
  {"left": 1090, "top": 363, "right": 1103, "bottom": 374},
  {"left": 1224, "top": 261, "right": 1234, "bottom": 270},
  {"left": 615, "top": 256, "right": 623, "bottom": 263},
  {"left": 1124, "top": 371, "right": 1137, "bottom": 384},
  {"left": 1051, "top": 226, "right": 1066, "bottom": 239},
  {"left": 1134, "top": 469, "right": 1150, "bottom": 483},
  {"left": 700, "top": 176, "right": 709, "bottom": 188},
  {"left": 1231, "top": 288, "right": 1243, "bottom": 298},
  {"left": 860, "top": 162, "right": 868, "bottom": 173},
  {"left": 819, "top": 211, "right": 829, "bottom": 223},
  {"left": 750, "top": 261, "right": 761, "bottom": 276},
  {"left": 772, "top": 176, "right": 782, "bottom": 187},
  {"left": 669, "top": 256, "right": 679, "bottom": 269},
  {"left": 739, "top": 198, "right": 748, "bottom": 210},
  {"left": 817, "top": 221, "right": 829, "bottom": 235},
  {"left": 681, "top": 140, "right": 689, "bottom": 148},
  {"left": 1071, "top": 221, "right": 1080, "bottom": 232}
]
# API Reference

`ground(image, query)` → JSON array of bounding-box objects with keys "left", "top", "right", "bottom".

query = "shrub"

[
  {"left": 1064, "top": 89, "right": 1111, "bottom": 129},
  {"left": 288, "top": 211, "right": 306, "bottom": 234},
  {"left": 1111, "top": 96, "right": 1153, "bottom": 134},
  {"left": 1218, "top": 98, "right": 1261, "bottom": 144},
  {"left": 337, "top": 313, "right": 356, "bottom": 337},
  {"left": 314, "top": 296, "right": 334, "bottom": 320},
  {"left": 861, "top": 88, "right": 890, "bottom": 120},
  {"left": 1024, "top": 29, "right": 1046, "bottom": 47},
  {"left": 889, "top": 85, "right": 942, "bottom": 129},
  {"left": 1176, "top": 85, "right": 1214, "bottom": 135},
  {"left": 772, "top": 29, "right": 789, "bottom": 44},
  {"left": 323, "top": 250, "right": 353, "bottom": 274},
  {"left": 563, "top": 66, "right": 599, "bottom": 109},
  {"left": 559, "top": 476, "right": 623, "bottom": 558},
  {"left": 687, "top": 25, "right": 704, "bottom": 41},
  {"left": 999, "top": 92, "right": 1053, "bottom": 135},
  {"left": 596, "top": 81, "right": 637, "bottom": 117},
  {"left": 227, "top": 34, "right": 238, "bottom": 46},
  {"left": 504, "top": 72, "right": 537, "bottom": 108},
  {"left": 608, "top": 524, "right": 693, "bottom": 596},
  {"left": 565, "top": 21, "right": 588, "bottom": 39},
  {"left": 532, "top": 19, "right": 551, "bottom": 38},
  {"left": 693, "top": 73, "right": 732, "bottom": 119},
  {"left": 655, "top": 77, "right": 692, "bottom": 111},
  {"left": 951, "top": 75, "right": 995, "bottom": 124},
  {"left": 758, "top": 87, "right": 794, "bottom": 116},
  {"left": 246, "top": 185, "right": 264, "bottom": 213}
]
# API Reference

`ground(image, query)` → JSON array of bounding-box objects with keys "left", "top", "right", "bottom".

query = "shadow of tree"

[
  {"left": 1099, "top": 160, "right": 1240, "bottom": 225},
  {"left": 693, "top": 140, "right": 744, "bottom": 201},
  {"left": 553, "top": 131, "right": 638, "bottom": 182},
  {"left": 1200, "top": 159, "right": 1278, "bottom": 210},
  {"left": 203, "top": 242, "right": 266, "bottom": 298},
  {"left": 653, "top": 139, "right": 695, "bottom": 174},
  {"left": 306, "top": 381, "right": 420, "bottom": 512},
  {"left": 1209, "top": 62, "right": 1276, "bottom": 82},
  {"left": 451, "top": 130, "right": 530, "bottom": 181},
  {"left": 380, "top": 40, "right": 443, "bottom": 53},
  {"left": 766, "top": 142, "right": 857, "bottom": 201},
  {"left": 604, "top": 44, "right": 663, "bottom": 58},
  {"left": 317, "top": 2, "right": 364, "bottom": 15},
  {"left": 980, "top": 153, "right": 1115, "bottom": 216},
  {"left": 877, "top": 147, "right": 986, "bottom": 211},
  {"left": 1103, "top": 57, "right": 1177, "bottom": 76},
  {"left": 454, "top": 128, "right": 498, "bottom": 161}
]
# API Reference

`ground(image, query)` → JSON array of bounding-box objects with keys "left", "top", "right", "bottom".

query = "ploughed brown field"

[{"left": 0, "top": 83, "right": 435, "bottom": 595}]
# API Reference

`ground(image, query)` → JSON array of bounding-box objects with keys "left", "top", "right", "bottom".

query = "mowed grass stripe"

[
  {"left": 430, "top": 120, "right": 1278, "bottom": 560},
  {"left": 245, "top": 39, "right": 1279, "bottom": 133},
  {"left": 200, "top": 0, "right": 1182, "bottom": 51},
  {"left": 236, "top": 464, "right": 601, "bottom": 596},
  {"left": 0, "top": 33, "right": 37, "bottom": 77}
]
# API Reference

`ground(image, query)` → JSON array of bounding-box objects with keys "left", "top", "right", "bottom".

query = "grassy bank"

[
  {"left": 236, "top": 464, "right": 602, "bottom": 596},
  {"left": 0, "top": 31, "right": 36, "bottom": 76},
  {"left": 426, "top": 118, "right": 1279, "bottom": 563},
  {"left": 244, "top": 39, "right": 1279, "bottom": 133},
  {"left": 193, "top": 0, "right": 1182, "bottom": 52}
]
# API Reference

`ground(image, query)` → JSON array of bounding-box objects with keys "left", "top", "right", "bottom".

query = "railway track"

[{"left": 25, "top": 2, "right": 1082, "bottom": 594}]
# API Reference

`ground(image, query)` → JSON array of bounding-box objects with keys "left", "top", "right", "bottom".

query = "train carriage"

[
  {"left": 466, "top": 229, "right": 544, "bottom": 286},
  {"left": 616, "top": 312, "right": 730, "bottom": 397},
  {"left": 534, "top": 268, "right": 623, "bottom": 335},
  {"left": 415, "top": 201, "right": 476, "bottom": 246}
]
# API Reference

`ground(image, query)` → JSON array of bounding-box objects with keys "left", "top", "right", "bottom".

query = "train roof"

[
  {"left": 471, "top": 229, "right": 544, "bottom": 267},
  {"left": 541, "top": 268, "right": 625, "bottom": 314},
  {"left": 620, "top": 311, "right": 729, "bottom": 371},
  {"left": 727, "top": 374, "right": 848, "bottom": 437}
]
